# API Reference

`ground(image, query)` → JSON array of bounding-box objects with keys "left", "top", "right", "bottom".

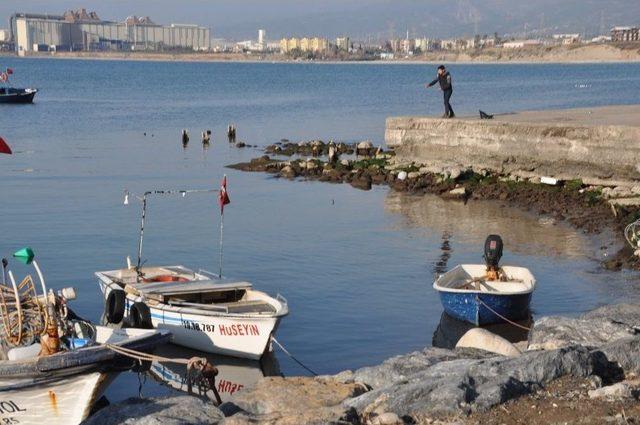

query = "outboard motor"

[{"left": 484, "top": 235, "right": 503, "bottom": 280}]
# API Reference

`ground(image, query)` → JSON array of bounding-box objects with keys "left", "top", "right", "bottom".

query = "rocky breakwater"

[{"left": 87, "top": 303, "right": 640, "bottom": 424}]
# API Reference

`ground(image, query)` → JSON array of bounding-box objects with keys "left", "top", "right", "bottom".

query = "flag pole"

[{"left": 219, "top": 207, "right": 224, "bottom": 278}]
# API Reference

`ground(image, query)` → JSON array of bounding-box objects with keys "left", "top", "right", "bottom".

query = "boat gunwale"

[
  {"left": 96, "top": 270, "right": 289, "bottom": 319},
  {"left": 433, "top": 264, "right": 536, "bottom": 296},
  {"left": 0, "top": 328, "right": 170, "bottom": 379}
]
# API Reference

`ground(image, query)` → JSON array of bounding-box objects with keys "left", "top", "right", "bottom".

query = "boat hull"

[
  {"left": 0, "top": 90, "right": 37, "bottom": 104},
  {"left": 0, "top": 371, "right": 116, "bottom": 425},
  {"left": 99, "top": 280, "right": 281, "bottom": 360},
  {"left": 437, "top": 291, "right": 532, "bottom": 326}
]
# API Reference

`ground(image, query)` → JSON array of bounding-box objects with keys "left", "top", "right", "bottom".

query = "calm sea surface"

[{"left": 1, "top": 58, "right": 640, "bottom": 401}]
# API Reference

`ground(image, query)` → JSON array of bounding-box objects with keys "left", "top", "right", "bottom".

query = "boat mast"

[
  {"left": 136, "top": 191, "right": 150, "bottom": 273},
  {"left": 125, "top": 188, "right": 219, "bottom": 278}
]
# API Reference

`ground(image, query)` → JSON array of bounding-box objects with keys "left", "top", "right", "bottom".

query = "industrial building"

[{"left": 9, "top": 9, "right": 210, "bottom": 53}]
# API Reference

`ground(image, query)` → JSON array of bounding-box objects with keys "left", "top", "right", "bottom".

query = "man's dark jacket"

[{"left": 429, "top": 71, "right": 452, "bottom": 90}]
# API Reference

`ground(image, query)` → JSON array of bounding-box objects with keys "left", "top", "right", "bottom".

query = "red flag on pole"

[
  {"left": 218, "top": 175, "right": 230, "bottom": 213},
  {"left": 0, "top": 137, "right": 12, "bottom": 155}
]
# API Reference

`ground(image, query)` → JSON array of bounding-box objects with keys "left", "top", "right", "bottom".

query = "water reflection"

[
  {"left": 433, "top": 231, "right": 453, "bottom": 276},
  {"left": 149, "top": 343, "right": 281, "bottom": 403},
  {"left": 432, "top": 312, "right": 531, "bottom": 350},
  {"left": 385, "top": 192, "right": 592, "bottom": 259}
]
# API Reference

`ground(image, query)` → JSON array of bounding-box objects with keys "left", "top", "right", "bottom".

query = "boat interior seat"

[{"left": 7, "top": 343, "right": 41, "bottom": 361}]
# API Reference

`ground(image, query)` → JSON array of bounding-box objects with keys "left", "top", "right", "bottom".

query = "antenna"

[{"left": 123, "top": 188, "right": 218, "bottom": 279}]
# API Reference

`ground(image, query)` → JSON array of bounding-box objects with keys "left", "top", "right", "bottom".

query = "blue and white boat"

[{"left": 433, "top": 235, "right": 536, "bottom": 326}]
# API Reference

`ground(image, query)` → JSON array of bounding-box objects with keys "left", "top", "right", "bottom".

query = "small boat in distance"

[
  {"left": 0, "top": 68, "right": 37, "bottom": 104},
  {"left": 433, "top": 235, "right": 536, "bottom": 326},
  {"left": 96, "top": 184, "right": 288, "bottom": 360}
]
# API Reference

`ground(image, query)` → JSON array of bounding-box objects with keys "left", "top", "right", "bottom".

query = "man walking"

[{"left": 426, "top": 65, "right": 455, "bottom": 118}]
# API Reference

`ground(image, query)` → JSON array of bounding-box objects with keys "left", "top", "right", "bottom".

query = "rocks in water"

[
  {"left": 350, "top": 173, "right": 373, "bottom": 191},
  {"left": 527, "top": 303, "right": 640, "bottom": 351},
  {"left": 356, "top": 141, "right": 375, "bottom": 156},
  {"left": 181, "top": 129, "right": 189, "bottom": 146},
  {"left": 81, "top": 396, "right": 224, "bottom": 425},
  {"left": 226, "top": 156, "right": 280, "bottom": 172},
  {"left": 264, "top": 140, "right": 382, "bottom": 158},
  {"left": 220, "top": 376, "right": 366, "bottom": 424},
  {"left": 227, "top": 124, "right": 237, "bottom": 142},
  {"left": 280, "top": 165, "right": 297, "bottom": 178}
]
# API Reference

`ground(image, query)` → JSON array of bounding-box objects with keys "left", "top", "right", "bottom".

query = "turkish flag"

[
  {"left": 0, "top": 137, "right": 12, "bottom": 155},
  {"left": 218, "top": 175, "right": 230, "bottom": 213}
]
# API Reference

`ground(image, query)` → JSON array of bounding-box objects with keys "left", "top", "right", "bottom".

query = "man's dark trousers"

[{"left": 443, "top": 88, "right": 454, "bottom": 117}]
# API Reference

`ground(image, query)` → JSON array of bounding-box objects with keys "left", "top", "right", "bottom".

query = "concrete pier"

[{"left": 385, "top": 105, "right": 640, "bottom": 186}]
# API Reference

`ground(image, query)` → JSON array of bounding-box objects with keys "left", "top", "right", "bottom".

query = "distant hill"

[
  {"left": 212, "top": 0, "right": 640, "bottom": 40},
  {"left": 3, "top": 0, "right": 639, "bottom": 40}
]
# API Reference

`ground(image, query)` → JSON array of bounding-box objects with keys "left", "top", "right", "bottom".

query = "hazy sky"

[{"left": 2, "top": 0, "right": 638, "bottom": 40}]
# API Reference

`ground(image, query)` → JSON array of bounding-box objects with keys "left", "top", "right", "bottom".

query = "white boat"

[
  {"left": 0, "top": 247, "right": 171, "bottom": 425},
  {"left": 96, "top": 266, "right": 288, "bottom": 360},
  {"left": 0, "top": 326, "right": 170, "bottom": 425},
  {"left": 96, "top": 185, "right": 288, "bottom": 360}
]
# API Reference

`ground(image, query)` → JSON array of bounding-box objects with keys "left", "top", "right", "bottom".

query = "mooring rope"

[
  {"left": 271, "top": 337, "right": 319, "bottom": 376},
  {"left": 476, "top": 296, "right": 532, "bottom": 332},
  {"left": 105, "top": 343, "right": 223, "bottom": 404}
]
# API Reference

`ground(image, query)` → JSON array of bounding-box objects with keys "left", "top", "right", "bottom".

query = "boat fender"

[
  {"left": 105, "top": 290, "right": 126, "bottom": 324},
  {"left": 455, "top": 328, "right": 521, "bottom": 357},
  {"left": 130, "top": 302, "right": 153, "bottom": 329}
]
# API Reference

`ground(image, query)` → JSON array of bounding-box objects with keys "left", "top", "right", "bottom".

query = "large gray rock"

[
  {"left": 345, "top": 346, "right": 598, "bottom": 420},
  {"left": 82, "top": 395, "right": 224, "bottom": 425},
  {"left": 528, "top": 304, "right": 640, "bottom": 350},
  {"left": 349, "top": 347, "right": 481, "bottom": 389}
]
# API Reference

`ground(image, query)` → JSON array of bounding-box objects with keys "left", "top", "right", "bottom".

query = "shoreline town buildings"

[{"left": 9, "top": 9, "right": 210, "bottom": 53}]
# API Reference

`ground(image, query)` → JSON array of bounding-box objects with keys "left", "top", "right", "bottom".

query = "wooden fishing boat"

[
  {"left": 433, "top": 235, "right": 536, "bottom": 326},
  {"left": 0, "top": 247, "right": 171, "bottom": 425},
  {"left": 0, "top": 326, "right": 170, "bottom": 425},
  {"left": 96, "top": 184, "right": 288, "bottom": 360}
]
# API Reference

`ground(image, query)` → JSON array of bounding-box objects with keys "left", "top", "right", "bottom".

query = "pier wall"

[{"left": 385, "top": 109, "right": 640, "bottom": 186}]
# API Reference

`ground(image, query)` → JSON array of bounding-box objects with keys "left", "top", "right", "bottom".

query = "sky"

[{"left": 2, "top": 0, "right": 638, "bottom": 41}]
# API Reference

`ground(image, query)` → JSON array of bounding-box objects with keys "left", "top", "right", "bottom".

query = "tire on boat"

[
  {"left": 129, "top": 302, "right": 153, "bottom": 329},
  {"left": 105, "top": 289, "right": 126, "bottom": 324}
]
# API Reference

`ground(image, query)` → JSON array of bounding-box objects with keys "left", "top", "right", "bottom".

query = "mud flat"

[{"left": 386, "top": 105, "right": 640, "bottom": 188}]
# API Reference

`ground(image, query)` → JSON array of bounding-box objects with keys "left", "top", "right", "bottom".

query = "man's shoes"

[
  {"left": 441, "top": 114, "right": 449, "bottom": 119},
  {"left": 449, "top": 113, "right": 456, "bottom": 119}
]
